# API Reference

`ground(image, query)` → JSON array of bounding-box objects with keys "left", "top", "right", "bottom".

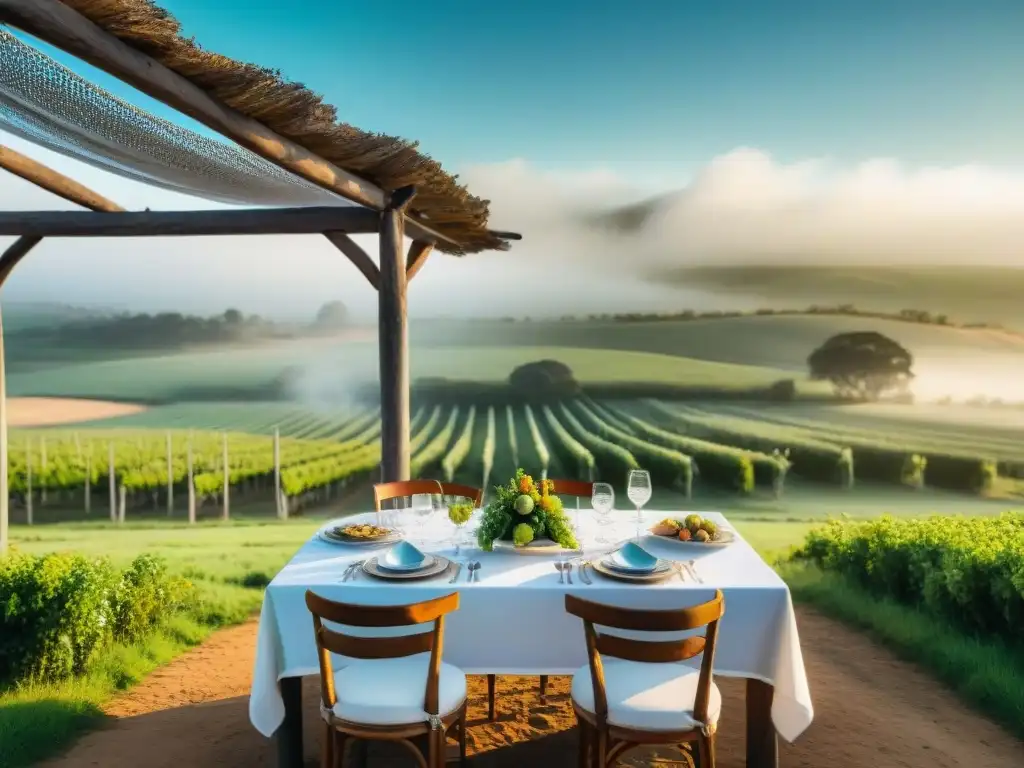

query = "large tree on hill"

[
  {"left": 315, "top": 300, "right": 349, "bottom": 328},
  {"left": 807, "top": 331, "right": 914, "bottom": 400}
]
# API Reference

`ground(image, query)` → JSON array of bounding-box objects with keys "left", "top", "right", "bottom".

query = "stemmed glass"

[
  {"left": 626, "top": 469, "right": 652, "bottom": 542},
  {"left": 591, "top": 483, "right": 615, "bottom": 545}
]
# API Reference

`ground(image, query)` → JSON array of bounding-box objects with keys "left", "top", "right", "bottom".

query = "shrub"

[
  {"left": 796, "top": 514, "right": 1024, "bottom": 644},
  {"left": 766, "top": 379, "right": 797, "bottom": 401},
  {"left": 0, "top": 552, "right": 194, "bottom": 689}
]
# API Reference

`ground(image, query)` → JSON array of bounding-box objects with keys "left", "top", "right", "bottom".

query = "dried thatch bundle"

[{"left": 59, "top": 0, "right": 504, "bottom": 254}]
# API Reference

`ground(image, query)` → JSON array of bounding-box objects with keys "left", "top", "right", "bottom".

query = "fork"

[
  {"left": 471, "top": 561, "right": 482, "bottom": 582},
  {"left": 341, "top": 560, "right": 363, "bottom": 582},
  {"left": 564, "top": 560, "right": 573, "bottom": 585},
  {"left": 554, "top": 561, "right": 564, "bottom": 584},
  {"left": 686, "top": 560, "right": 704, "bottom": 584}
]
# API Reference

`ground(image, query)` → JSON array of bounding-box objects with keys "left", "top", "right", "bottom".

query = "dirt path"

[
  {"left": 38, "top": 608, "right": 1023, "bottom": 768},
  {"left": 7, "top": 397, "right": 147, "bottom": 427}
]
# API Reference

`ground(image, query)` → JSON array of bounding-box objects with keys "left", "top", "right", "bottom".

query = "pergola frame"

[{"left": 0, "top": 0, "right": 522, "bottom": 562}]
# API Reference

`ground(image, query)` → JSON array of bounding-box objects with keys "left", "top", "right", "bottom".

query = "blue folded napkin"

[
  {"left": 382, "top": 540, "right": 427, "bottom": 569},
  {"left": 609, "top": 541, "right": 659, "bottom": 572}
]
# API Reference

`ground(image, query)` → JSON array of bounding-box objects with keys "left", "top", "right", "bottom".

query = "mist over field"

[{"left": 3, "top": 132, "right": 1023, "bottom": 323}]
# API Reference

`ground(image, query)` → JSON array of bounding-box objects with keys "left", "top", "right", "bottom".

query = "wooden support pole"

[
  {"left": 0, "top": 0, "right": 459, "bottom": 247},
  {"left": 0, "top": 206, "right": 381, "bottom": 238},
  {"left": 405, "top": 240, "right": 434, "bottom": 281},
  {"left": 118, "top": 484, "right": 126, "bottom": 524},
  {"left": 85, "top": 453, "right": 91, "bottom": 514},
  {"left": 166, "top": 431, "right": 174, "bottom": 516},
  {"left": 222, "top": 432, "right": 230, "bottom": 520},
  {"left": 24, "top": 439, "right": 32, "bottom": 526},
  {"left": 322, "top": 232, "right": 381, "bottom": 290},
  {"left": 187, "top": 438, "right": 196, "bottom": 525},
  {"left": 0, "top": 144, "right": 124, "bottom": 212},
  {"left": 108, "top": 442, "right": 116, "bottom": 522},
  {"left": 273, "top": 428, "right": 284, "bottom": 519},
  {"left": 40, "top": 437, "right": 47, "bottom": 504},
  {"left": 378, "top": 185, "right": 415, "bottom": 484}
]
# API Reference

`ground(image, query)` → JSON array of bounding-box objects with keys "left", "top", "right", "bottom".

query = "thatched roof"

[{"left": 28, "top": 0, "right": 508, "bottom": 254}]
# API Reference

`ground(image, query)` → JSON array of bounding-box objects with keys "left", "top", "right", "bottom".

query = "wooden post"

[
  {"left": 187, "top": 439, "right": 196, "bottom": 525},
  {"left": 108, "top": 442, "right": 116, "bottom": 522},
  {"left": 222, "top": 432, "right": 230, "bottom": 520},
  {"left": 84, "top": 453, "right": 91, "bottom": 514},
  {"left": 25, "top": 439, "right": 32, "bottom": 526},
  {"left": 378, "top": 185, "right": 415, "bottom": 484},
  {"left": 118, "top": 484, "right": 126, "bottom": 524},
  {"left": 40, "top": 437, "right": 47, "bottom": 504},
  {"left": 166, "top": 431, "right": 173, "bottom": 516},
  {"left": 273, "top": 427, "right": 284, "bottom": 519}
]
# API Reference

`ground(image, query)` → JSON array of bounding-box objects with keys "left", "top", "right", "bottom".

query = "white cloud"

[{"left": 3, "top": 132, "right": 1024, "bottom": 320}]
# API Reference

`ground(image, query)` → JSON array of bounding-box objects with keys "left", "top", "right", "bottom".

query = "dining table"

[{"left": 249, "top": 509, "right": 813, "bottom": 768}]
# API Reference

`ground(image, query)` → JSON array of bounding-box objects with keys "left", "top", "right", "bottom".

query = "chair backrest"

[
  {"left": 548, "top": 478, "right": 594, "bottom": 498},
  {"left": 373, "top": 480, "right": 483, "bottom": 511},
  {"left": 564, "top": 591, "right": 725, "bottom": 728},
  {"left": 305, "top": 590, "right": 460, "bottom": 717}
]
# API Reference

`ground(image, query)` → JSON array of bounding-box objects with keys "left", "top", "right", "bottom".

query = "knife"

[{"left": 448, "top": 561, "right": 463, "bottom": 584}]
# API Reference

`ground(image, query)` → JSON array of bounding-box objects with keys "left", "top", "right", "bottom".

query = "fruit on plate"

[
  {"left": 678, "top": 528, "right": 693, "bottom": 541},
  {"left": 693, "top": 529, "right": 711, "bottom": 543},
  {"left": 683, "top": 514, "right": 703, "bottom": 533},
  {"left": 336, "top": 523, "right": 392, "bottom": 539},
  {"left": 699, "top": 519, "right": 718, "bottom": 536},
  {"left": 650, "top": 518, "right": 681, "bottom": 536}
]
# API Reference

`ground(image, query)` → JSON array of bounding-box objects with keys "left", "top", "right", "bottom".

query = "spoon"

[{"left": 555, "top": 561, "right": 565, "bottom": 584}]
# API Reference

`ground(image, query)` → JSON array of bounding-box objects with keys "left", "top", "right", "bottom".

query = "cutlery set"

[
  {"left": 449, "top": 560, "right": 481, "bottom": 583},
  {"left": 553, "top": 555, "right": 701, "bottom": 585}
]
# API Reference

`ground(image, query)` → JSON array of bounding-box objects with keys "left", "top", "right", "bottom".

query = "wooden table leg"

[
  {"left": 277, "top": 676, "right": 304, "bottom": 768},
  {"left": 746, "top": 679, "right": 778, "bottom": 768}
]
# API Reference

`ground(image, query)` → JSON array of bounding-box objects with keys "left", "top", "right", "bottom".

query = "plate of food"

[
  {"left": 319, "top": 522, "right": 401, "bottom": 546},
  {"left": 647, "top": 514, "right": 735, "bottom": 547}
]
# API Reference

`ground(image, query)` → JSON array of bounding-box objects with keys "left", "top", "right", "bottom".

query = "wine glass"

[
  {"left": 626, "top": 469, "right": 652, "bottom": 541},
  {"left": 591, "top": 482, "right": 615, "bottom": 544}
]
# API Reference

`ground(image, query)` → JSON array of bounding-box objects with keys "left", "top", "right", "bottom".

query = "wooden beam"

[
  {"left": 323, "top": 231, "right": 381, "bottom": 291},
  {"left": 377, "top": 187, "right": 415, "bottom": 483},
  {"left": 0, "top": 144, "right": 124, "bottom": 212},
  {"left": 0, "top": 0, "right": 457, "bottom": 247},
  {"left": 0, "top": 206, "right": 381, "bottom": 238},
  {"left": 405, "top": 240, "right": 433, "bottom": 282}
]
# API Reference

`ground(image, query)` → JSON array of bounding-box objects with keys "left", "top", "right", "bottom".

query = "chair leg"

[
  {"left": 486, "top": 674, "right": 496, "bottom": 721},
  {"left": 594, "top": 730, "right": 608, "bottom": 768},
  {"left": 321, "top": 723, "right": 333, "bottom": 768},
  {"left": 577, "top": 720, "right": 591, "bottom": 768},
  {"left": 334, "top": 732, "right": 348, "bottom": 768},
  {"left": 428, "top": 727, "right": 444, "bottom": 768},
  {"left": 458, "top": 711, "right": 468, "bottom": 765},
  {"left": 351, "top": 737, "right": 368, "bottom": 768},
  {"left": 697, "top": 733, "right": 717, "bottom": 768},
  {"left": 539, "top": 674, "right": 548, "bottom": 703}
]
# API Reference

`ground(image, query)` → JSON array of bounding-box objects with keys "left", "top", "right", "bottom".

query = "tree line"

[{"left": 12, "top": 301, "right": 351, "bottom": 350}]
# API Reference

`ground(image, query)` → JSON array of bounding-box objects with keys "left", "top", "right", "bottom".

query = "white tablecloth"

[{"left": 249, "top": 511, "right": 813, "bottom": 742}]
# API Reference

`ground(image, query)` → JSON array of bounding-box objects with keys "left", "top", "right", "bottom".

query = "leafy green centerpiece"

[{"left": 477, "top": 469, "right": 579, "bottom": 551}]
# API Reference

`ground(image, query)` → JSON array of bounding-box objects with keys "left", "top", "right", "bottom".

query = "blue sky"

[
  {"left": 2, "top": 1, "right": 1024, "bottom": 318},
  {"left": 21, "top": 0, "right": 1024, "bottom": 185}
]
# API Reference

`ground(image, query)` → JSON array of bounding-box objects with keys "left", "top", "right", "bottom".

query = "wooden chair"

[
  {"left": 484, "top": 477, "right": 594, "bottom": 719},
  {"left": 305, "top": 590, "right": 468, "bottom": 768},
  {"left": 374, "top": 480, "right": 483, "bottom": 512},
  {"left": 565, "top": 591, "right": 725, "bottom": 768}
]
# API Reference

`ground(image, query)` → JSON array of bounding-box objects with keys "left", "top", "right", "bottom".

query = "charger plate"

[
  {"left": 591, "top": 558, "right": 680, "bottom": 584},
  {"left": 362, "top": 555, "right": 452, "bottom": 581}
]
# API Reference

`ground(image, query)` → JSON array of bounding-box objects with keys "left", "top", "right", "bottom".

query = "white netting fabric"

[{"left": 0, "top": 28, "right": 351, "bottom": 208}]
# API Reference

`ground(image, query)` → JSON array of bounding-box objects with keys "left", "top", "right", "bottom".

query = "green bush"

[
  {"left": 0, "top": 552, "right": 195, "bottom": 689},
  {"left": 796, "top": 513, "right": 1024, "bottom": 644},
  {"left": 924, "top": 455, "right": 998, "bottom": 494}
]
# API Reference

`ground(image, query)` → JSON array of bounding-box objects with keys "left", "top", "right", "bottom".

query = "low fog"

[{"left": 2, "top": 132, "right": 1024, "bottom": 320}]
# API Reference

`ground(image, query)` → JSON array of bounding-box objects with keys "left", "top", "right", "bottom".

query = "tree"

[
  {"left": 315, "top": 300, "right": 349, "bottom": 328},
  {"left": 807, "top": 331, "right": 913, "bottom": 400},
  {"left": 509, "top": 360, "right": 581, "bottom": 397}
]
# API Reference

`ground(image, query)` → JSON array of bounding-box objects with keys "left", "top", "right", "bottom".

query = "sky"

[{"left": 1, "top": 0, "right": 1024, "bottom": 319}]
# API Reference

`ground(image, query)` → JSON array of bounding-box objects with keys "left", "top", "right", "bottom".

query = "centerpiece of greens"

[{"left": 477, "top": 469, "right": 579, "bottom": 551}]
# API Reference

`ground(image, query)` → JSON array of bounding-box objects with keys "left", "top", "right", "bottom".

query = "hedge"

[
  {"left": 0, "top": 552, "right": 195, "bottom": 688},
  {"left": 796, "top": 513, "right": 1024, "bottom": 644}
]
